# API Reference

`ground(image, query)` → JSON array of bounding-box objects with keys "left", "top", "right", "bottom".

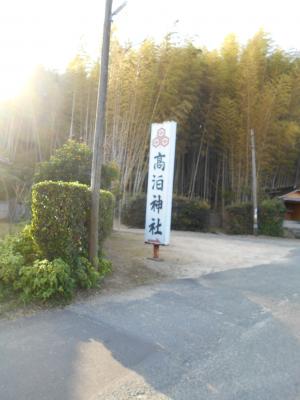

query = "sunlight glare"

[{"left": 0, "top": 0, "right": 299, "bottom": 101}]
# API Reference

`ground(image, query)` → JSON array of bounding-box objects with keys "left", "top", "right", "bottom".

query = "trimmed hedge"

[
  {"left": 258, "top": 199, "right": 285, "bottom": 237},
  {"left": 122, "top": 195, "right": 146, "bottom": 228},
  {"left": 31, "top": 181, "right": 114, "bottom": 262},
  {"left": 172, "top": 197, "right": 210, "bottom": 231},
  {"left": 225, "top": 199, "right": 285, "bottom": 236},
  {"left": 224, "top": 203, "right": 253, "bottom": 234},
  {"left": 122, "top": 195, "right": 210, "bottom": 232}
]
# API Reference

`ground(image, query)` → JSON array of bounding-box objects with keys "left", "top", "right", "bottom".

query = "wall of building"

[{"left": 285, "top": 202, "right": 300, "bottom": 221}]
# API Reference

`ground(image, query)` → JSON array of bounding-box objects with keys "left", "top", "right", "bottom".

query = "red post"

[{"left": 153, "top": 244, "right": 160, "bottom": 259}]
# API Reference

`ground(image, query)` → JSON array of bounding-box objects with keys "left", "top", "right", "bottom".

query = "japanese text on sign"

[{"left": 145, "top": 121, "right": 177, "bottom": 245}]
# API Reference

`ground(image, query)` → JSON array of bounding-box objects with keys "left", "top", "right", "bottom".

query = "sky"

[{"left": 0, "top": 0, "right": 300, "bottom": 101}]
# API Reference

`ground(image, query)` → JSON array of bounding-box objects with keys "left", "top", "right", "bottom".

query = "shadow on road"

[{"left": 1, "top": 257, "right": 300, "bottom": 399}]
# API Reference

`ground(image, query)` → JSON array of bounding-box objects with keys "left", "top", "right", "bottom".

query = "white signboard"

[{"left": 145, "top": 121, "right": 177, "bottom": 245}]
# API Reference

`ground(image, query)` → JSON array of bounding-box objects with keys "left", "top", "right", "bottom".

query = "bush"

[
  {"left": 172, "top": 197, "right": 210, "bottom": 231},
  {"left": 17, "top": 258, "right": 75, "bottom": 302},
  {"left": 13, "top": 225, "right": 41, "bottom": 264},
  {"left": 31, "top": 181, "right": 89, "bottom": 263},
  {"left": 122, "top": 195, "right": 146, "bottom": 228},
  {"left": 98, "top": 190, "right": 115, "bottom": 246},
  {"left": 225, "top": 199, "right": 285, "bottom": 236},
  {"left": 122, "top": 195, "right": 210, "bottom": 231},
  {"left": 73, "top": 256, "right": 112, "bottom": 289},
  {"left": 0, "top": 183, "right": 114, "bottom": 303},
  {"left": 31, "top": 181, "right": 114, "bottom": 263},
  {"left": 224, "top": 203, "right": 253, "bottom": 234},
  {"left": 0, "top": 232, "right": 112, "bottom": 302},
  {"left": 35, "top": 140, "right": 92, "bottom": 185},
  {"left": 0, "top": 235, "right": 25, "bottom": 288},
  {"left": 259, "top": 199, "right": 285, "bottom": 237},
  {"left": 34, "top": 140, "right": 119, "bottom": 191},
  {"left": 73, "top": 257, "right": 100, "bottom": 289}
]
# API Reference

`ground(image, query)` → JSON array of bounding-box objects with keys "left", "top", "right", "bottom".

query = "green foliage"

[
  {"left": 12, "top": 225, "right": 41, "bottom": 264},
  {"left": 98, "top": 190, "right": 115, "bottom": 246},
  {"left": 225, "top": 199, "right": 285, "bottom": 236},
  {"left": 98, "top": 257, "right": 112, "bottom": 276},
  {"left": 31, "top": 181, "right": 114, "bottom": 263},
  {"left": 2, "top": 32, "right": 300, "bottom": 209},
  {"left": 0, "top": 231, "right": 112, "bottom": 302},
  {"left": 172, "top": 197, "right": 210, "bottom": 231},
  {"left": 31, "top": 181, "right": 90, "bottom": 263},
  {"left": 258, "top": 199, "right": 285, "bottom": 236},
  {"left": 0, "top": 235, "right": 25, "bottom": 287},
  {"left": 0, "top": 181, "right": 114, "bottom": 303},
  {"left": 122, "top": 195, "right": 146, "bottom": 228},
  {"left": 73, "top": 257, "right": 100, "bottom": 289},
  {"left": 0, "top": 226, "right": 41, "bottom": 292},
  {"left": 102, "top": 161, "right": 120, "bottom": 196},
  {"left": 122, "top": 195, "right": 210, "bottom": 232},
  {"left": 73, "top": 256, "right": 112, "bottom": 289},
  {"left": 17, "top": 259, "right": 75, "bottom": 302},
  {"left": 34, "top": 140, "right": 92, "bottom": 185},
  {"left": 224, "top": 203, "right": 253, "bottom": 235},
  {"left": 34, "top": 140, "right": 119, "bottom": 191}
]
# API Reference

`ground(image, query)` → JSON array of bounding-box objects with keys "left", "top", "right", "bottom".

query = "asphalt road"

[{"left": 1, "top": 243, "right": 300, "bottom": 399}]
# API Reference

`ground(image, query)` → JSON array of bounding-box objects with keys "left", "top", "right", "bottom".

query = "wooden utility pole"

[
  {"left": 250, "top": 129, "right": 258, "bottom": 235},
  {"left": 89, "top": 0, "right": 127, "bottom": 265},
  {"left": 89, "top": 0, "right": 113, "bottom": 265}
]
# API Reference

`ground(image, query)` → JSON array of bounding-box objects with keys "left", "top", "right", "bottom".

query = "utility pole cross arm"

[{"left": 112, "top": 1, "right": 127, "bottom": 17}]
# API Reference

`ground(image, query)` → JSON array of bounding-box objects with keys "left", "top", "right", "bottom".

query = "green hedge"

[
  {"left": 34, "top": 140, "right": 92, "bottom": 185},
  {"left": 122, "top": 195, "right": 210, "bottom": 231},
  {"left": 258, "top": 199, "right": 285, "bottom": 237},
  {"left": 0, "top": 231, "right": 112, "bottom": 303},
  {"left": 31, "top": 181, "right": 114, "bottom": 263},
  {"left": 172, "top": 197, "right": 210, "bottom": 231},
  {"left": 225, "top": 199, "right": 285, "bottom": 236},
  {"left": 34, "top": 140, "right": 120, "bottom": 193},
  {"left": 122, "top": 195, "right": 146, "bottom": 228},
  {"left": 224, "top": 203, "right": 253, "bottom": 234}
]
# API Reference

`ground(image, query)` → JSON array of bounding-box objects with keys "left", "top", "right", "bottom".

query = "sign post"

[{"left": 145, "top": 121, "right": 177, "bottom": 259}]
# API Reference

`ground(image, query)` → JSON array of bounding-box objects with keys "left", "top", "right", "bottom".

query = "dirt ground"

[{"left": 101, "top": 226, "right": 300, "bottom": 293}]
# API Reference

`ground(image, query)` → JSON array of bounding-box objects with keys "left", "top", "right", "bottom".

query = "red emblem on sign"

[{"left": 152, "top": 128, "right": 169, "bottom": 148}]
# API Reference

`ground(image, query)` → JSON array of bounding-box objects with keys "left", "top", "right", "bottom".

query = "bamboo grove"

[{"left": 1, "top": 30, "right": 300, "bottom": 209}]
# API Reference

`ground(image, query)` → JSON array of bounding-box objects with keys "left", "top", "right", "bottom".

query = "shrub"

[
  {"left": 31, "top": 181, "right": 114, "bottom": 262},
  {"left": 259, "top": 199, "right": 285, "bottom": 236},
  {"left": 122, "top": 195, "right": 210, "bottom": 231},
  {"left": 34, "top": 140, "right": 119, "bottom": 191},
  {"left": 31, "top": 181, "right": 90, "bottom": 263},
  {"left": 98, "top": 190, "right": 115, "bottom": 246},
  {"left": 122, "top": 195, "right": 146, "bottom": 228},
  {"left": 17, "top": 258, "right": 75, "bottom": 302},
  {"left": 73, "top": 256, "right": 112, "bottom": 289},
  {"left": 224, "top": 203, "right": 253, "bottom": 234},
  {"left": 98, "top": 257, "right": 112, "bottom": 276},
  {"left": 0, "top": 186, "right": 114, "bottom": 303},
  {"left": 12, "top": 224, "right": 41, "bottom": 264},
  {"left": 225, "top": 199, "right": 285, "bottom": 236},
  {"left": 172, "top": 197, "right": 210, "bottom": 231},
  {"left": 102, "top": 162, "right": 120, "bottom": 197},
  {"left": 73, "top": 257, "right": 101, "bottom": 289},
  {"left": 0, "top": 231, "right": 112, "bottom": 302},
  {"left": 34, "top": 140, "right": 92, "bottom": 185},
  {"left": 0, "top": 235, "right": 25, "bottom": 288}
]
